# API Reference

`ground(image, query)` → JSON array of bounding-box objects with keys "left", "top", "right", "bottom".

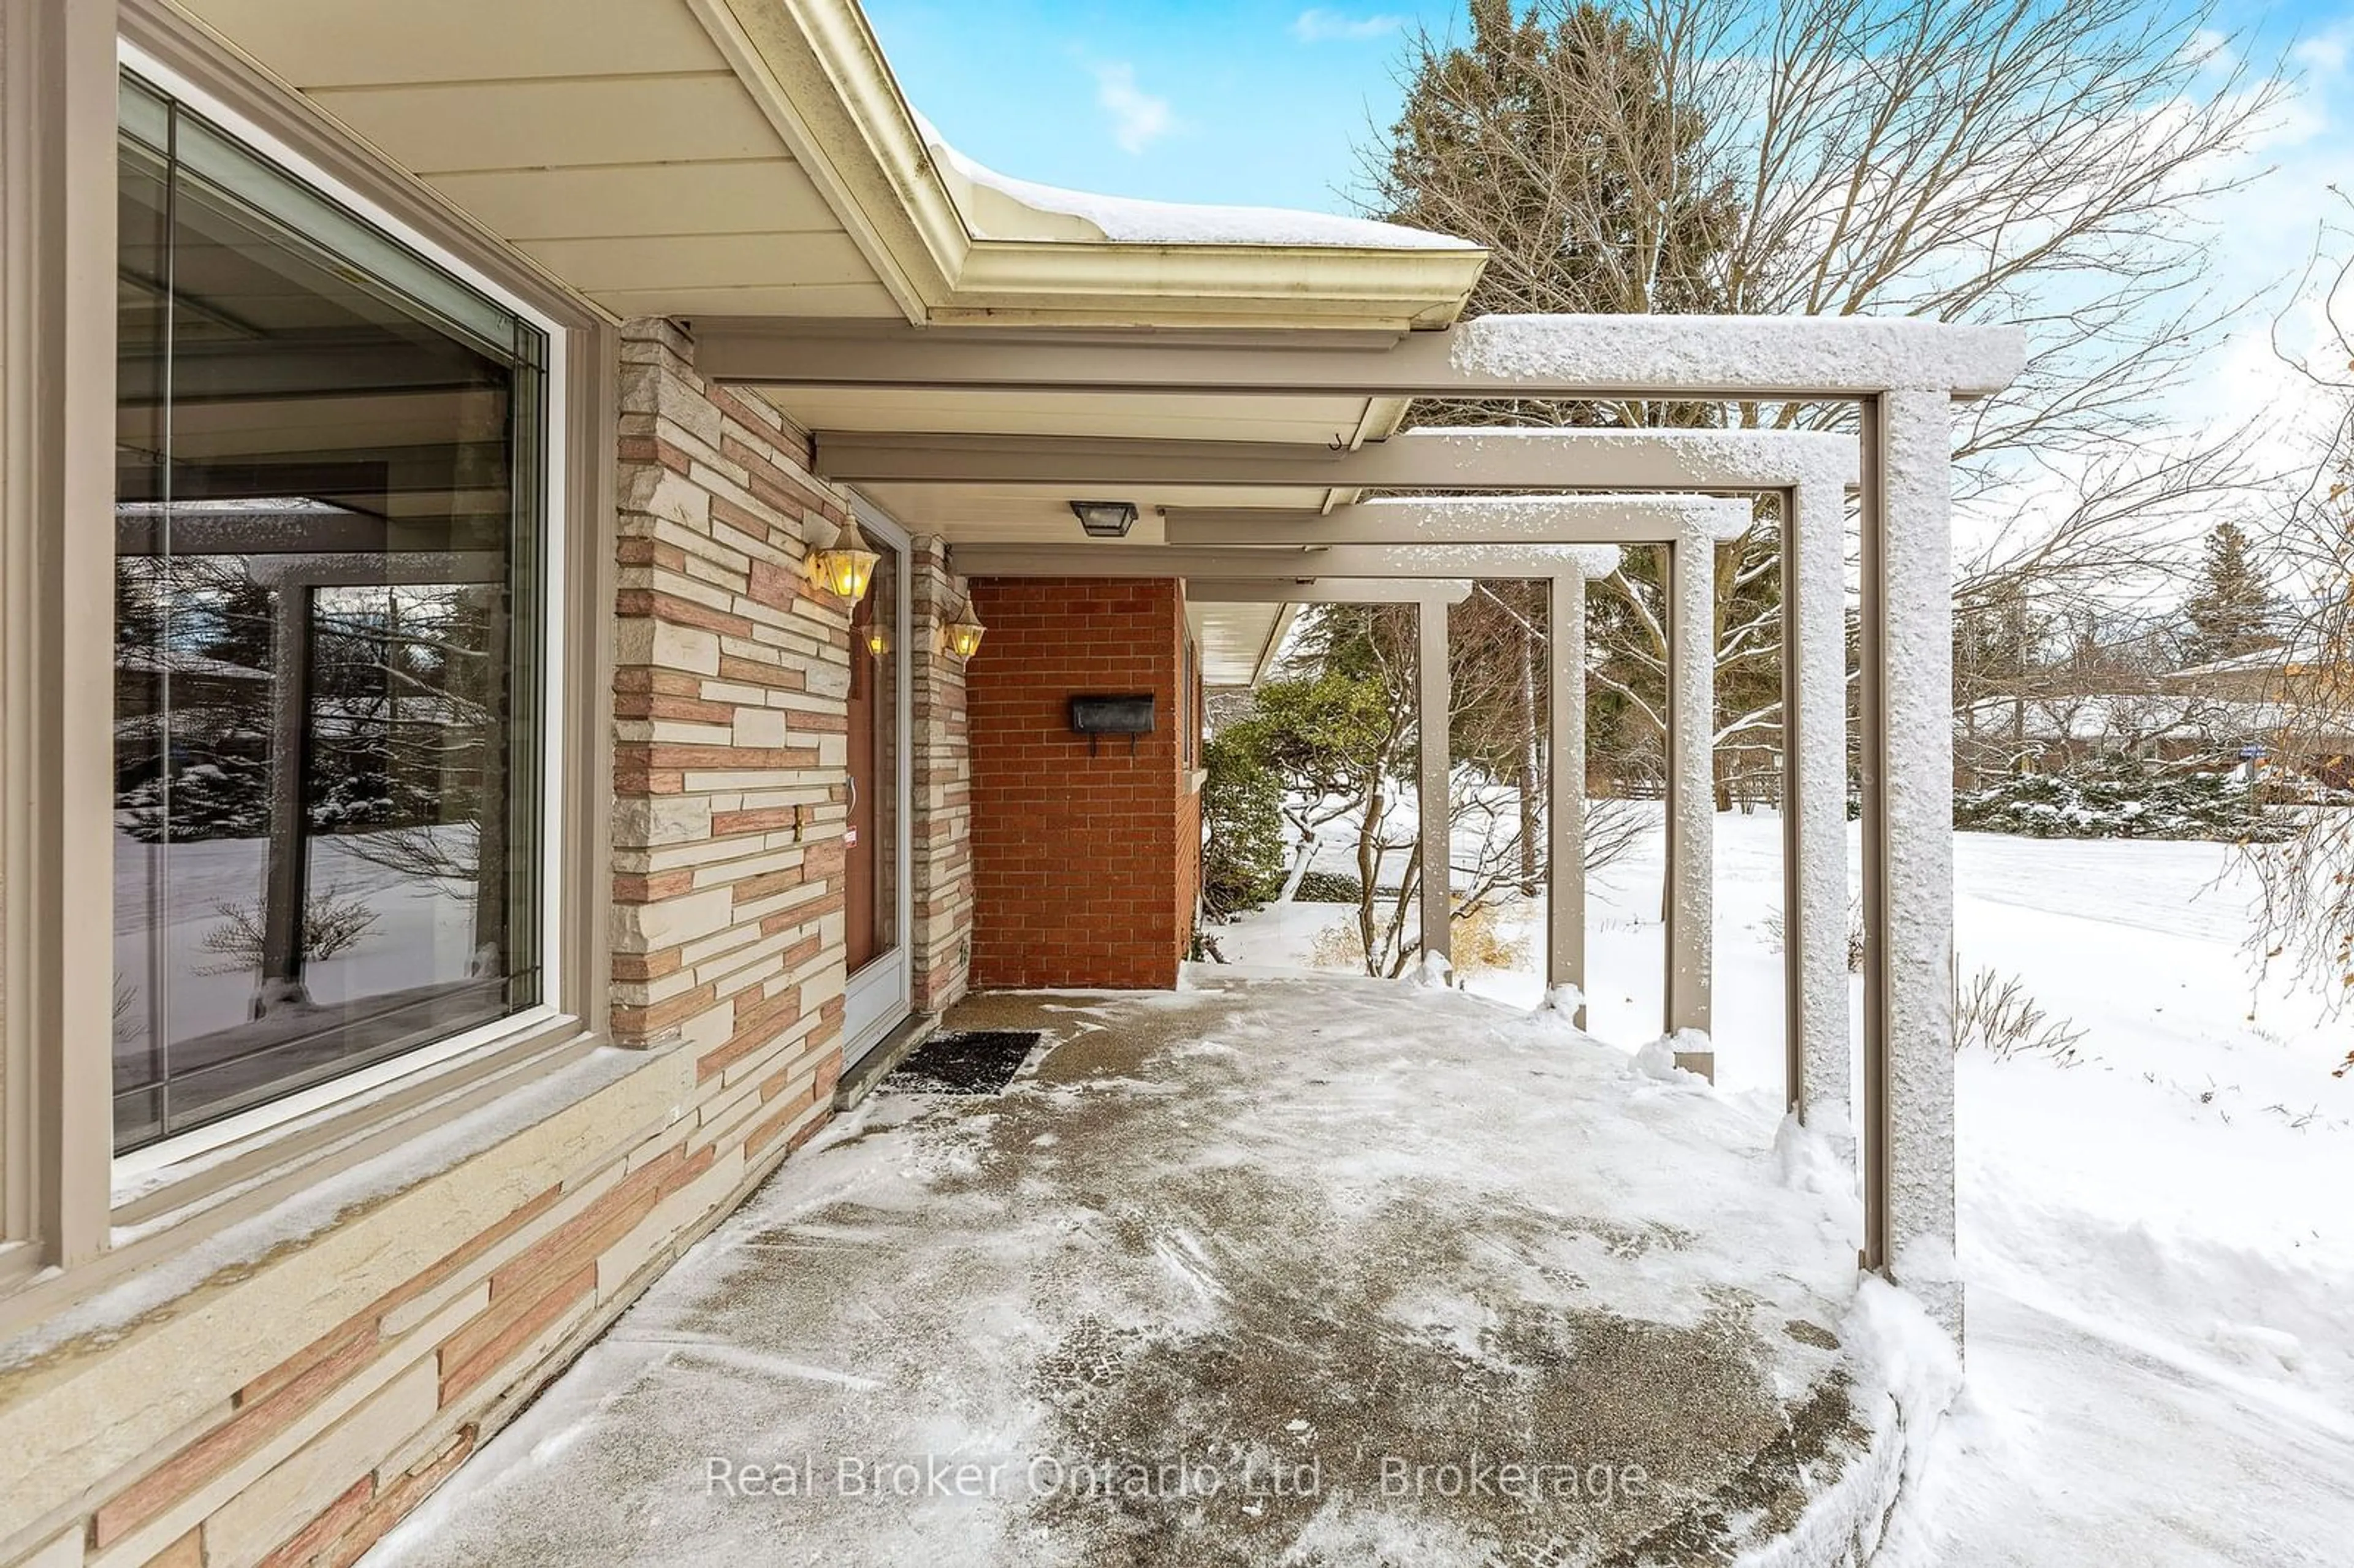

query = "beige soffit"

[
  {"left": 1187, "top": 599, "right": 1288, "bottom": 688},
  {"left": 167, "top": 0, "right": 902, "bottom": 322},
  {"left": 692, "top": 0, "right": 1488, "bottom": 330},
  {"left": 167, "top": 0, "right": 1484, "bottom": 331}
]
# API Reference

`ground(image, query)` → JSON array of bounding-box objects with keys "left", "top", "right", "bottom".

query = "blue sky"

[
  {"left": 863, "top": 2, "right": 1461, "bottom": 211},
  {"left": 866, "top": 1, "right": 2354, "bottom": 218},
  {"left": 868, "top": 1, "right": 2354, "bottom": 501}
]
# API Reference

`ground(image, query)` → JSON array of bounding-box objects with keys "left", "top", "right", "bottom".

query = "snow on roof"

[
  {"left": 2164, "top": 641, "right": 2301, "bottom": 680},
  {"left": 113, "top": 647, "right": 269, "bottom": 682},
  {"left": 1957, "top": 692, "right": 2354, "bottom": 741},
  {"left": 916, "top": 115, "right": 1478, "bottom": 252},
  {"left": 1342, "top": 541, "right": 1635, "bottom": 575}
]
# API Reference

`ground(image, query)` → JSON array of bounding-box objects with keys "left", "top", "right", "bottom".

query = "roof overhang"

[
  {"left": 691, "top": 0, "right": 1485, "bottom": 330},
  {"left": 160, "top": 0, "right": 1486, "bottom": 332}
]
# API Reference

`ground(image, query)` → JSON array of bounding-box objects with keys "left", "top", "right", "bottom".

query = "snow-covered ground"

[
  {"left": 1222, "top": 808, "right": 2354, "bottom": 1564},
  {"left": 364, "top": 978, "right": 1886, "bottom": 1568},
  {"left": 113, "top": 824, "right": 485, "bottom": 1064}
]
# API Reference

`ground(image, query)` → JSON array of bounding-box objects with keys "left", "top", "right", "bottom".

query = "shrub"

[
  {"left": 1451, "top": 899, "right": 1529, "bottom": 975},
  {"left": 1952, "top": 753, "right": 2291, "bottom": 842},
  {"left": 1200, "top": 728, "right": 1289, "bottom": 918},
  {"left": 1761, "top": 899, "right": 1867, "bottom": 972},
  {"left": 1954, "top": 967, "right": 2085, "bottom": 1064},
  {"left": 1307, "top": 918, "right": 1368, "bottom": 970},
  {"left": 195, "top": 885, "right": 382, "bottom": 976},
  {"left": 1294, "top": 869, "right": 1407, "bottom": 904}
]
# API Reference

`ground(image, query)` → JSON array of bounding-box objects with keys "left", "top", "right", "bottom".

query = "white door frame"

[{"left": 842, "top": 495, "right": 914, "bottom": 1064}]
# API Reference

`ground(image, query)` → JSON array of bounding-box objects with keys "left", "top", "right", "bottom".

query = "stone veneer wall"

[
  {"left": 0, "top": 320, "right": 973, "bottom": 1568},
  {"left": 908, "top": 539, "right": 974, "bottom": 1016}
]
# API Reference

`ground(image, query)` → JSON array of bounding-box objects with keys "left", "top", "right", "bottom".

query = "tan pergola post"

[
  {"left": 1417, "top": 596, "right": 1452, "bottom": 980},
  {"left": 1663, "top": 521, "right": 1717, "bottom": 1069},
  {"left": 1863, "top": 389, "right": 1964, "bottom": 1331},
  {"left": 1785, "top": 465, "right": 1853, "bottom": 1147},
  {"left": 1545, "top": 570, "right": 1588, "bottom": 1022}
]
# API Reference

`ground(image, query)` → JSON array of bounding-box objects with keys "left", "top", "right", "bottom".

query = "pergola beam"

[
  {"left": 815, "top": 428, "right": 1857, "bottom": 491},
  {"left": 948, "top": 542, "right": 1629, "bottom": 579},
  {"left": 1165, "top": 493, "right": 1748, "bottom": 546},
  {"left": 1185, "top": 578, "right": 1473, "bottom": 604},
  {"left": 702, "top": 314, "right": 2022, "bottom": 399}
]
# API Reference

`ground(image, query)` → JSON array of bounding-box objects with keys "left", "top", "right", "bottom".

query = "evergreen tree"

[
  {"left": 2181, "top": 522, "right": 2277, "bottom": 664},
  {"left": 1365, "top": 2, "right": 1772, "bottom": 810},
  {"left": 1374, "top": 0, "right": 1739, "bottom": 328}
]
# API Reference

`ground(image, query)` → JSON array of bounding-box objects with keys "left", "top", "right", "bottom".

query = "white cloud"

[
  {"left": 2288, "top": 35, "right": 2344, "bottom": 74},
  {"left": 1292, "top": 9, "right": 1407, "bottom": 44},
  {"left": 1090, "top": 61, "right": 1173, "bottom": 154}
]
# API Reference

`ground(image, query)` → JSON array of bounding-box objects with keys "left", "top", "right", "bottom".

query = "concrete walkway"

[{"left": 365, "top": 974, "right": 1887, "bottom": 1567}]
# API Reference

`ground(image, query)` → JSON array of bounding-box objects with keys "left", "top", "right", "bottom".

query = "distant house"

[
  {"left": 1956, "top": 639, "right": 2354, "bottom": 788},
  {"left": 2164, "top": 642, "right": 2354, "bottom": 786}
]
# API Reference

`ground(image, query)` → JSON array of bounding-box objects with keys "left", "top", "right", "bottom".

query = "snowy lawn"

[{"left": 1224, "top": 808, "right": 2354, "bottom": 1564}]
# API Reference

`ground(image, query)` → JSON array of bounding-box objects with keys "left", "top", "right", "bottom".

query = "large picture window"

[{"left": 112, "top": 72, "right": 547, "bottom": 1153}]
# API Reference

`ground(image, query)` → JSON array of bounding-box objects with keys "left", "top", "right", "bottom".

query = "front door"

[
  {"left": 841, "top": 512, "right": 909, "bottom": 1060},
  {"left": 845, "top": 575, "right": 881, "bottom": 974}
]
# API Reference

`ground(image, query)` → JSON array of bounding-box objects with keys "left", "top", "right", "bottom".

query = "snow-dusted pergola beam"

[
  {"left": 947, "top": 543, "right": 1635, "bottom": 579},
  {"left": 1165, "top": 493, "right": 1759, "bottom": 546},
  {"left": 700, "top": 314, "right": 2021, "bottom": 400},
  {"left": 1184, "top": 578, "right": 1473, "bottom": 604},
  {"left": 811, "top": 428, "right": 1857, "bottom": 490}
]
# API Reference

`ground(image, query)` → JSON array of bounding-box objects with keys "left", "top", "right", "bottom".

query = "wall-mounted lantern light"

[
  {"left": 864, "top": 625, "right": 891, "bottom": 658},
  {"left": 808, "top": 516, "right": 881, "bottom": 604},
  {"left": 1068, "top": 499, "right": 1139, "bottom": 539},
  {"left": 943, "top": 603, "right": 986, "bottom": 660}
]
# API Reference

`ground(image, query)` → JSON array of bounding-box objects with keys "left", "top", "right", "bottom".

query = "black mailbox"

[{"left": 1070, "top": 694, "right": 1155, "bottom": 755}]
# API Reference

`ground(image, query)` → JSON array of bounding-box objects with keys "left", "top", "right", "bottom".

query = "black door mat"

[{"left": 885, "top": 1030, "right": 1045, "bottom": 1095}]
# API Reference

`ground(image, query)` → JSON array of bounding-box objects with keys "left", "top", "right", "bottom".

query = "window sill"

[{"left": 0, "top": 1019, "right": 682, "bottom": 1346}]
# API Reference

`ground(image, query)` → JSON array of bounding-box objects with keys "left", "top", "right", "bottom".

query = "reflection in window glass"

[
  {"left": 845, "top": 544, "right": 900, "bottom": 973},
  {"left": 112, "top": 74, "right": 546, "bottom": 1152}
]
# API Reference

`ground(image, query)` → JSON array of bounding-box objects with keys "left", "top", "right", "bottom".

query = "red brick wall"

[{"left": 966, "top": 579, "right": 1199, "bottom": 989}]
